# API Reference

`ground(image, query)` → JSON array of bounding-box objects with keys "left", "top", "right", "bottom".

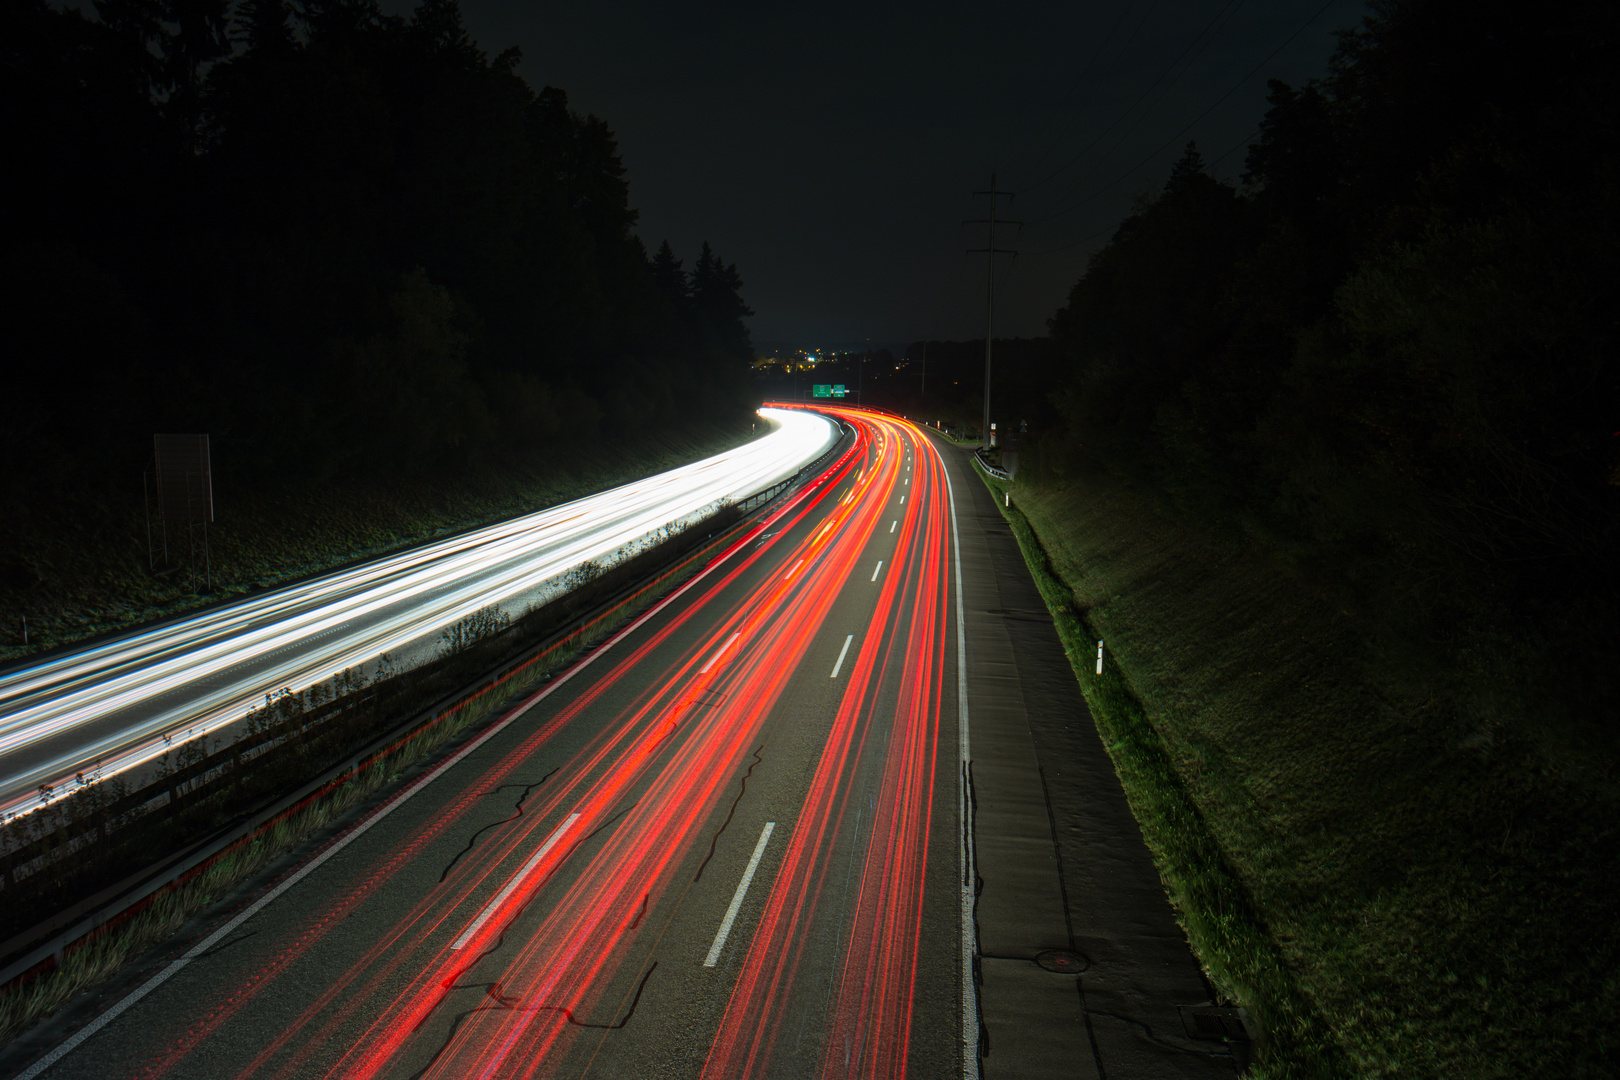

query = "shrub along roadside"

[
  {"left": 0, "top": 512, "right": 738, "bottom": 1050},
  {"left": 972, "top": 456, "right": 1620, "bottom": 1078},
  {"left": 969, "top": 460, "right": 1348, "bottom": 1080},
  {"left": 0, "top": 418, "right": 756, "bottom": 665}
]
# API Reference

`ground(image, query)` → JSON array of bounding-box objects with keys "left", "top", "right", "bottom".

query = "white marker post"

[{"left": 1096, "top": 640, "right": 1104, "bottom": 675}]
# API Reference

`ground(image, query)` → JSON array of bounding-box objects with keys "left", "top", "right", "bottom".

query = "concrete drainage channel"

[{"left": 0, "top": 418, "right": 856, "bottom": 1016}]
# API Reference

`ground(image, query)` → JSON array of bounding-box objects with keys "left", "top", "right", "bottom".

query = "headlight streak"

[
  {"left": 100, "top": 408, "right": 956, "bottom": 1080},
  {"left": 0, "top": 409, "right": 836, "bottom": 824}
]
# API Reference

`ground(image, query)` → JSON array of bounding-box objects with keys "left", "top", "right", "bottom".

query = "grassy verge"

[
  {"left": 971, "top": 461, "right": 1620, "bottom": 1079},
  {"left": 972, "top": 462, "right": 1348, "bottom": 1077},
  {"left": 0, "top": 514, "right": 728, "bottom": 1048},
  {"left": 0, "top": 419, "right": 755, "bottom": 665}
]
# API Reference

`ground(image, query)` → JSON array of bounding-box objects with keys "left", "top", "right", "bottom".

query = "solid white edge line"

[
  {"left": 939, "top": 436, "right": 981, "bottom": 1080},
  {"left": 699, "top": 632, "right": 741, "bottom": 675},
  {"left": 704, "top": 821, "right": 775, "bottom": 967},
  {"left": 451, "top": 812, "right": 580, "bottom": 950},
  {"left": 871, "top": 560, "right": 883, "bottom": 583},
  {"left": 830, "top": 634, "right": 854, "bottom": 678},
  {"left": 15, "top": 505, "right": 769, "bottom": 1080}
]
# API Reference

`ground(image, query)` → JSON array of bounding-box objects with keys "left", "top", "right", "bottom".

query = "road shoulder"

[{"left": 938, "top": 435, "right": 1235, "bottom": 1080}]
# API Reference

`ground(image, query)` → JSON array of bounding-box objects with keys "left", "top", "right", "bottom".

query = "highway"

[
  {"left": 19, "top": 406, "right": 971, "bottom": 1079},
  {"left": 0, "top": 408, "right": 837, "bottom": 827}
]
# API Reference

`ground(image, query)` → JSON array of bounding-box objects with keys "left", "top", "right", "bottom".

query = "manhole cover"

[{"left": 1035, "top": 950, "right": 1087, "bottom": 974}]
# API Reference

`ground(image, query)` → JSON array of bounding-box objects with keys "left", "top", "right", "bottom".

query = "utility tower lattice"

[{"left": 966, "top": 173, "right": 1019, "bottom": 449}]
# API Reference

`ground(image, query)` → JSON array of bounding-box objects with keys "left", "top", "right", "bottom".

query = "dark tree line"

[
  {"left": 1034, "top": 0, "right": 1618, "bottom": 759},
  {"left": 1, "top": 0, "right": 755, "bottom": 498}
]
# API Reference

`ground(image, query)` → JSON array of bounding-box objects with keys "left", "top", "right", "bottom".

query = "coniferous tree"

[
  {"left": 0, "top": 0, "right": 757, "bottom": 501},
  {"left": 650, "top": 241, "right": 689, "bottom": 312},
  {"left": 691, "top": 241, "right": 754, "bottom": 365}
]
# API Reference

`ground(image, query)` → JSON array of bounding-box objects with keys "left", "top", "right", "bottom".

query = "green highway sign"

[
  {"left": 832, "top": 384, "right": 846, "bottom": 397},
  {"left": 813, "top": 384, "right": 831, "bottom": 398}
]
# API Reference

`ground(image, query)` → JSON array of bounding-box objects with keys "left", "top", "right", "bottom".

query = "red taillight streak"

[
  {"left": 145, "top": 411, "right": 915, "bottom": 1080},
  {"left": 223, "top": 455, "right": 869, "bottom": 1079},
  {"left": 701, "top": 415, "right": 941, "bottom": 1080},
  {"left": 435, "top": 434, "right": 901, "bottom": 1077},
  {"left": 320, "top": 419, "right": 896, "bottom": 1079},
  {"left": 819, "top": 436, "right": 949, "bottom": 1079}
]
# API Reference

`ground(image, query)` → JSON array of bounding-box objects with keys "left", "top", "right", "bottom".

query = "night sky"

[{"left": 388, "top": 0, "right": 1367, "bottom": 346}]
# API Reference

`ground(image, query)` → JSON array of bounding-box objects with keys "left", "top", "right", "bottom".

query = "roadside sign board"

[
  {"left": 832, "top": 384, "right": 847, "bottom": 397},
  {"left": 813, "top": 384, "right": 831, "bottom": 397}
]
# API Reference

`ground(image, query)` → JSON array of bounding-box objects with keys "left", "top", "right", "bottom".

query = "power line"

[
  {"left": 1023, "top": 221, "right": 1117, "bottom": 258},
  {"left": 1016, "top": 0, "right": 1161, "bottom": 194},
  {"left": 1210, "top": 126, "right": 1260, "bottom": 174},
  {"left": 1020, "top": 127, "right": 1260, "bottom": 258},
  {"left": 1020, "top": 0, "right": 1247, "bottom": 199},
  {"left": 1016, "top": 3, "right": 1136, "bottom": 183},
  {"left": 1025, "top": 0, "right": 1343, "bottom": 234}
]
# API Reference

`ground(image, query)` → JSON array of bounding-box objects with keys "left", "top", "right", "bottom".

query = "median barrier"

[{"left": 0, "top": 418, "right": 854, "bottom": 996}]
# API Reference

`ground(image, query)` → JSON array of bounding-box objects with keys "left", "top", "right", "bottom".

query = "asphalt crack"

[
  {"left": 407, "top": 964, "right": 660, "bottom": 1077},
  {"left": 438, "top": 769, "right": 561, "bottom": 883},
  {"left": 692, "top": 745, "right": 765, "bottom": 883}
]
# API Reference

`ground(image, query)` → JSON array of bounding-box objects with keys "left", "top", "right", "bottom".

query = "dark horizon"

[{"left": 407, "top": 0, "right": 1362, "bottom": 344}]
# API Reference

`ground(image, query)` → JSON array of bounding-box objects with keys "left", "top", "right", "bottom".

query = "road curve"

[
  {"left": 0, "top": 408, "right": 837, "bottom": 826},
  {"left": 6, "top": 405, "right": 968, "bottom": 1080}
]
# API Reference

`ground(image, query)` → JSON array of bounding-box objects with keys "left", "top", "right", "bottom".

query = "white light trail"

[{"left": 0, "top": 409, "right": 836, "bottom": 824}]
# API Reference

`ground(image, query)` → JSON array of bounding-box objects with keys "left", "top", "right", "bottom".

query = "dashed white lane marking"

[
  {"left": 452, "top": 813, "right": 581, "bottom": 950},
  {"left": 699, "top": 632, "right": 741, "bottom": 675},
  {"left": 830, "top": 635, "right": 854, "bottom": 678},
  {"left": 16, "top": 528, "right": 756, "bottom": 1080},
  {"left": 871, "top": 561, "right": 883, "bottom": 583},
  {"left": 900, "top": 496, "right": 905, "bottom": 504},
  {"left": 785, "top": 559, "right": 804, "bottom": 579},
  {"left": 890, "top": 520, "right": 897, "bottom": 534},
  {"left": 704, "top": 821, "right": 776, "bottom": 967}
]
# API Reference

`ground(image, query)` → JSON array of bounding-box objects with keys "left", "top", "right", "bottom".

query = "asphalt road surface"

[{"left": 19, "top": 406, "right": 970, "bottom": 1080}]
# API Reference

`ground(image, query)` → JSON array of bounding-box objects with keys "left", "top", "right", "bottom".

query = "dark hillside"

[{"left": 996, "top": 0, "right": 1619, "bottom": 1074}]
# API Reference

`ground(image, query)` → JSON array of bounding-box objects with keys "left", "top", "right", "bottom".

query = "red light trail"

[{"left": 35, "top": 406, "right": 965, "bottom": 1080}]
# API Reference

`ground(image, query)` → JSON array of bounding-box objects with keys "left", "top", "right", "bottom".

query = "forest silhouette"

[
  {"left": 3, "top": 0, "right": 756, "bottom": 500},
  {"left": 1037, "top": 0, "right": 1619, "bottom": 762},
  {"left": 856, "top": 0, "right": 1618, "bottom": 768}
]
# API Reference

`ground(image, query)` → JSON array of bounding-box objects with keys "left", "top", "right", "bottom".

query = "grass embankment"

[
  {"left": 0, "top": 419, "right": 756, "bottom": 664},
  {"left": 0, "top": 518, "right": 727, "bottom": 1048},
  {"left": 973, "top": 463, "right": 1619, "bottom": 1079}
]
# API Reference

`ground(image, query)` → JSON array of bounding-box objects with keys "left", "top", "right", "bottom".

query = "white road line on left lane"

[
  {"left": 451, "top": 813, "right": 581, "bottom": 950},
  {"left": 14, "top": 502, "right": 766, "bottom": 1080},
  {"left": 704, "top": 821, "right": 775, "bottom": 967},
  {"left": 830, "top": 635, "right": 854, "bottom": 678},
  {"left": 699, "top": 633, "right": 741, "bottom": 675},
  {"left": 871, "top": 561, "right": 884, "bottom": 583}
]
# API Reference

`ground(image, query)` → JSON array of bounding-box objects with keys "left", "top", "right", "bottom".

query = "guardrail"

[
  {"left": 973, "top": 449, "right": 1011, "bottom": 481},
  {"left": 0, "top": 418, "right": 853, "bottom": 992}
]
